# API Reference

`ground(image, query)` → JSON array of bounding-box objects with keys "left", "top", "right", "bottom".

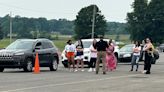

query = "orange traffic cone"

[{"left": 34, "top": 52, "right": 40, "bottom": 74}]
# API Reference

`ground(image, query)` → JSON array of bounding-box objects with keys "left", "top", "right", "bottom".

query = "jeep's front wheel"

[
  {"left": 50, "top": 58, "right": 58, "bottom": 71},
  {"left": 0, "top": 67, "right": 4, "bottom": 72},
  {"left": 23, "top": 58, "right": 33, "bottom": 72}
]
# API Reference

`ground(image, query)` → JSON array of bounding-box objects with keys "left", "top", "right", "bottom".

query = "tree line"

[{"left": 0, "top": 14, "right": 127, "bottom": 40}]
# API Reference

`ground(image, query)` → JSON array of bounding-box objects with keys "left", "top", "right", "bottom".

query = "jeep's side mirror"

[{"left": 35, "top": 47, "right": 40, "bottom": 50}]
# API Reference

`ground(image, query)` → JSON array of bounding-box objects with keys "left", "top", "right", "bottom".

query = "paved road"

[{"left": 0, "top": 53, "right": 164, "bottom": 92}]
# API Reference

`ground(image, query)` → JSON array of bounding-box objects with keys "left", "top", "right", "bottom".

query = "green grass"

[
  {"left": 53, "top": 40, "right": 67, "bottom": 51},
  {"left": 0, "top": 34, "right": 131, "bottom": 51},
  {"left": 0, "top": 38, "right": 12, "bottom": 48},
  {"left": 105, "top": 34, "right": 131, "bottom": 44}
]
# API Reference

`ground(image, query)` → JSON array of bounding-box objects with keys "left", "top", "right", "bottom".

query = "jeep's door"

[
  {"left": 34, "top": 42, "right": 47, "bottom": 65},
  {"left": 41, "top": 41, "right": 53, "bottom": 65}
]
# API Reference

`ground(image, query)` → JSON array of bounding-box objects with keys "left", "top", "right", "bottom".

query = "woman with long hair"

[
  {"left": 130, "top": 41, "right": 141, "bottom": 72},
  {"left": 106, "top": 39, "right": 117, "bottom": 71},
  {"left": 88, "top": 39, "right": 97, "bottom": 72},
  {"left": 143, "top": 38, "right": 154, "bottom": 74},
  {"left": 75, "top": 39, "right": 84, "bottom": 72}
]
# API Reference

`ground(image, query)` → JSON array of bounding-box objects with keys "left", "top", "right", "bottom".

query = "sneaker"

[
  {"left": 81, "top": 69, "right": 85, "bottom": 72},
  {"left": 130, "top": 69, "right": 133, "bottom": 72},
  {"left": 142, "top": 70, "right": 147, "bottom": 74},
  {"left": 103, "top": 72, "right": 106, "bottom": 75},
  {"left": 88, "top": 68, "right": 92, "bottom": 72},
  {"left": 74, "top": 69, "right": 78, "bottom": 72},
  {"left": 145, "top": 71, "right": 151, "bottom": 74},
  {"left": 93, "top": 68, "right": 96, "bottom": 72}
]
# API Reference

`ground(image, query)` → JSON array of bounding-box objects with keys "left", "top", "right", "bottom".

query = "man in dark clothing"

[{"left": 95, "top": 36, "right": 108, "bottom": 74}]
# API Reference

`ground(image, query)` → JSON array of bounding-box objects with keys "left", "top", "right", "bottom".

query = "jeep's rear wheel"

[
  {"left": 0, "top": 67, "right": 4, "bottom": 72},
  {"left": 50, "top": 58, "right": 58, "bottom": 71},
  {"left": 23, "top": 58, "right": 33, "bottom": 72}
]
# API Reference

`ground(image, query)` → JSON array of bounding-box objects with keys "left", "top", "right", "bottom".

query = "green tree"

[
  {"left": 127, "top": 0, "right": 148, "bottom": 41},
  {"left": 74, "top": 5, "right": 107, "bottom": 39},
  {"left": 0, "top": 23, "right": 3, "bottom": 39},
  {"left": 0, "top": 15, "right": 10, "bottom": 38},
  {"left": 145, "top": 0, "right": 164, "bottom": 43}
]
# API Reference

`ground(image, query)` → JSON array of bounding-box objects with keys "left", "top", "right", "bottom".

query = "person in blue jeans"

[{"left": 130, "top": 41, "right": 141, "bottom": 72}]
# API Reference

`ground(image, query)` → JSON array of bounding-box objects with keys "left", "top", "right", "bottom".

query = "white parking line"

[{"left": 1, "top": 74, "right": 141, "bottom": 92}]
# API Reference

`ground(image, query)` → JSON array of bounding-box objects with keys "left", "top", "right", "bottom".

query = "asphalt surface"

[{"left": 0, "top": 53, "right": 164, "bottom": 92}]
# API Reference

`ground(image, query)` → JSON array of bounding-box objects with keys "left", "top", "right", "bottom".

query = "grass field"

[
  {"left": 0, "top": 38, "right": 12, "bottom": 49},
  {"left": 0, "top": 34, "right": 130, "bottom": 51}
]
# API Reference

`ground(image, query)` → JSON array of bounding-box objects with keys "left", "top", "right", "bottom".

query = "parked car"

[
  {"left": 159, "top": 44, "right": 164, "bottom": 52},
  {"left": 61, "top": 39, "right": 120, "bottom": 68},
  {"left": 118, "top": 44, "right": 159, "bottom": 64},
  {"left": 118, "top": 44, "right": 134, "bottom": 62},
  {"left": 0, "top": 39, "right": 59, "bottom": 72},
  {"left": 115, "top": 41, "right": 126, "bottom": 46}
]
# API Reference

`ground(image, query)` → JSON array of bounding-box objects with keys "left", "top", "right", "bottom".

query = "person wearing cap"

[
  {"left": 64, "top": 40, "right": 76, "bottom": 72},
  {"left": 95, "top": 35, "right": 108, "bottom": 74}
]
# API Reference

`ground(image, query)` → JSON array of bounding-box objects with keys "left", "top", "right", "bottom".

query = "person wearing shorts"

[
  {"left": 75, "top": 39, "right": 84, "bottom": 72},
  {"left": 65, "top": 40, "right": 76, "bottom": 72}
]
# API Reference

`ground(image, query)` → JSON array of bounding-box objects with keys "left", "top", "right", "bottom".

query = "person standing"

[
  {"left": 143, "top": 38, "right": 154, "bottom": 74},
  {"left": 65, "top": 40, "right": 76, "bottom": 72},
  {"left": 106, "top": 39, "right": 117, "bottom": 71},
  {"left": 75, "top": 39, "right": 84, "bottom": 72},
  {"left": 88, "top": 39, "right": 97, "bottom": 72},
  {"left": 95, "top": 36, "right": 108, "bottom": 74},
  {"left": 130, "top": 41, "right": 141, "bottom": 72}
]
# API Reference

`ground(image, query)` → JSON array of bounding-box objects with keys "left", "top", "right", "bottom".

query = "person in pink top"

[
  {"left": 106, "top": 39, "right": 117, "bottom": 71},
  {"left": 88, "top": 39, "right": 97, "bottom": 72}
]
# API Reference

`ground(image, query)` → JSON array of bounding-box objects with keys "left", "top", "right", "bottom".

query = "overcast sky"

[{"left": 0, "top": 0, "right": 134, "bottom": 22}]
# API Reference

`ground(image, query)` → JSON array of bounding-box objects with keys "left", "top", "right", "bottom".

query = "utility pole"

[
  {"left": 9, "top": 12, "right": 12, "bottom": 43},
  {"left": 91, "top": 5, "right": 96, "bottom": 39},
  {"left": 37, "top": 29, "right": 39, "bottom": 39}
]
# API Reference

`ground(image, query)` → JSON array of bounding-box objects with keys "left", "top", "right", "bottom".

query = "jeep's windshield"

[{"left": 6, "top": 40, "right": 34, "bottom": 50}]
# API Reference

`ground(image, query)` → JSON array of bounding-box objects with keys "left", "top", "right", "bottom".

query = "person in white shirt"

[
  {"left": 130, "top": 41, "right": 141, "bottom": 72},
  {"left": 88, "top": 39, "right": 97, "bottom": 72},
  {"left": 65, "top": 40, "right": 76, "bottom": 72}
]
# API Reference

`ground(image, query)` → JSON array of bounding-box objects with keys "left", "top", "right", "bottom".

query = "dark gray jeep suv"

[{"left": 0, "top": 39, "right": 59, "bottom": 72}]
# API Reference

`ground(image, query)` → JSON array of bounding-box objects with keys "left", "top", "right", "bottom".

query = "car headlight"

[
  {"left": 14, "top": 52, "right": 24, "bottom": 56},
  {"left": 123, "top": 54, "right": 131, "bottom": 58}
]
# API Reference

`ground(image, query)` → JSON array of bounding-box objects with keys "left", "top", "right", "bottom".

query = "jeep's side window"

[
  {"left": 35, "top": 42, "right": 42, "bottom": 50},
  {"left": 43, "top": 41, "right": 54, "bottom": 49}
]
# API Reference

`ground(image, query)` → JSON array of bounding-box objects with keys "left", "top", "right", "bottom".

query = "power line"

[{"left": 0, "top": 2, "right": 75, "bottom": 15}]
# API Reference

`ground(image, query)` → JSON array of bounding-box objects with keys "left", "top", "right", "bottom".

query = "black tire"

[
  {"left": 62, "top": 60, "right": 68, "bottom": 68},
  {"left": 63, "top": 63, "right": 68, "bottom": 68},
  {"left": 23, "top": 58, "right": 33, "bottom": 72},
  {"left": 50, "top": 58, "right": 58, "bottom": 71},
  {"left": 0, "top": 67, "right": 4, "bottom": 72}
]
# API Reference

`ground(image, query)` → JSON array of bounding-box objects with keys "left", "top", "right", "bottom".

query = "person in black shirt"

[{"left": 95, "top": 36, "right": 108, "bottom": 74}]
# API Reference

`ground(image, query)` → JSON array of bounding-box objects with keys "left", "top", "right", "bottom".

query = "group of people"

[
  {"left": 130, "top": 38, "right": 154, "bottom": 74},
  {"left": 64, "top": 36, "right": 155, "bottom": 75},
  {"left": 64, "top": 36, "right": 117, "bottom": 74}
]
